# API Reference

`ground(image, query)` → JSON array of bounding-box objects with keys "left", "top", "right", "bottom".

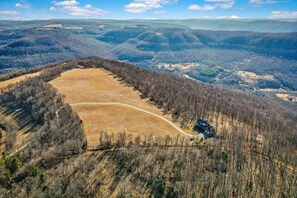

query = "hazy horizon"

[{"left": 1, "top": 18, "right": 297, "bottom": 22}]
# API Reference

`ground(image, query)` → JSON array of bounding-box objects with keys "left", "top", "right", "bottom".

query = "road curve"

[
  {"left": 70, "top": 102, "right": 194, "bottom": 137},
  {"left": 8, "top": 102, "right": 193, "bottom": 157}
]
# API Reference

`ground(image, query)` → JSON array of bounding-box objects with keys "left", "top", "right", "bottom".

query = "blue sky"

[{"left": 0, "top": 0, "right": 296, "bottom": 20}]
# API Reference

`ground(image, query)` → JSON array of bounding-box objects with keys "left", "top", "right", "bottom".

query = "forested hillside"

[
  {"left": 0, "top": 20, "right": 296, "bottom": 91},
  {"left": 0, "top": 74, "right": 86, "bottom": 194},
  {"left": 0, "top": 57, "right": 296, "bottom": 197},
  {"left": 1, "top": 19, "right": 297, "bottom": 32}
]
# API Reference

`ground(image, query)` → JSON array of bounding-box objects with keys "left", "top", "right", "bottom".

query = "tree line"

[
  {"left": 0, "top": 57, "right": 295, "bottom": 197},
  {"left": 3, "top": 132, "right": 295, "bottom": 197},
  {"left": 0, "top": 75, "right": 87, "bottom": 191}
]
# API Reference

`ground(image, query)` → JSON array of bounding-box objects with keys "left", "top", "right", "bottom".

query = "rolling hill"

[
  {"left": 1, "top": 19, "right": 297, "bottom": 32},
  {"left": 0, "top": 20, "right": 297, "bottom": 93},
  {"left": 50, "top": 68, "right": 193, "bottom": 144},
  {"left": 0, "top": 57, "right": 296, "bottom": 197}
]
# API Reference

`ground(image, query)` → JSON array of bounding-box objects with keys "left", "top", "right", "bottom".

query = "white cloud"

[
  {"left": 189, "top": 0, "right": 235, "bottom": 11},
  {"left": 0, "top": 10, "right": 20, "bottom": 15},
  {"left": 125, "top": 0, "right": 176, "bottom": 13},
  {"left": 50, "top": 7, "right": 57, "bottom": 11},
  {"left": 189, "top": 4, "right": 216, "bottom": 11},
  {"left": 270, "top": 11, "right": 297, "bottom": 19},
  {"left": 125, "top": 3, "right": 150, "bottom": 13},
  {"left": 53, "top": 0, "right": 79, "bottom": 7},
  {"left": 250, "top": 0, "right": 287, "bottom": 6},
  {"left": 50, "top": 0, "right": 108, "bottom": 16},
  {"left": 15, "top": 3, "right": 31, "bottom": 9},
  {"left": 216, "top": 15, "right": 241, "bottom": 19}
]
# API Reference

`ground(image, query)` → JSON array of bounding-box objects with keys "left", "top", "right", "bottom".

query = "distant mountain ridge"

[
  {"left": 1, "top": 19, "right": 297, "bottom": 33},
  {"left": 0, "top": 20, "right": 296, "bottom": 91}
]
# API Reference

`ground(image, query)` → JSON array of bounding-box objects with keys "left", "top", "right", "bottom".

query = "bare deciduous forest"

[{"left": 0, "top": 57, "right": 296, "bottom": 197}]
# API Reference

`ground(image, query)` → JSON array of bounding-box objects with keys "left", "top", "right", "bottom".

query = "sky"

[{"left": 0, "top": 0, "right": 296, "bottom": 20}]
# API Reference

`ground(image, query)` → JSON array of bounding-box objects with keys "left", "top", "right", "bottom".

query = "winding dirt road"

[
  {"left": 70, "top": 102, "right": 194, "bottom": 137},
  {"left": 9, "top": 102, "right": 194, "bottom": 157}
]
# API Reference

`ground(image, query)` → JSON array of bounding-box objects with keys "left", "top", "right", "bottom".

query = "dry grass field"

[
  {"left": 50, "top": 69, "right": 189, "bottom": 144},
  {"left": 0, "top": 72, "right": 40, "bottom": 89},
  {"left": 236, "top": 70, "right": 274, "bottom": 84},
  {"left": 276, "top": 93, "right": 297, "bottom": 103}
]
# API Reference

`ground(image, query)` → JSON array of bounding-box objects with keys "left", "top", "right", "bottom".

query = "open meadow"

[
  {"left": 50, "top": 69, "right": 190, "bottom": 144},
  {"left": 0, "top": 72, "right": 40, "bottom": 89}
]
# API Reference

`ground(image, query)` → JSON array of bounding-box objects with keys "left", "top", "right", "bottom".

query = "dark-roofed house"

[{"left": 195, "top": 119, "right": 215, "bottom": 137}]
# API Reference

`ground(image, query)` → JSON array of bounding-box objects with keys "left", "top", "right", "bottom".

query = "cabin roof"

[
  {"left": 196, "top": 119, "right": 215, "bottom": 137},
  {"left": 197, "top": 119, "right": 210, "bottom": 130}
]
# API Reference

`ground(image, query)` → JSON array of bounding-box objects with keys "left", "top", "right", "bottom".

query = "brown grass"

[
  {"left": 0, "top": 109, "right": 32, "bottom": 152},
  {"left": 0, "top": 72, "right": 40, "bottom": 89},
  {"left": 0, "top": 72, "right": 40, "bottom": 153},
  {"left": 276, "top": 93, "right": 297, "bottom": 103},
  {"left": 50, "top": 69, "right": 187, "bottom": 144},
  {"left": 236, "top": 70, "right": 274, "bottom": 84},
  {"left": 0, "top": 127, "right": 5, "bottom": 153}
]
